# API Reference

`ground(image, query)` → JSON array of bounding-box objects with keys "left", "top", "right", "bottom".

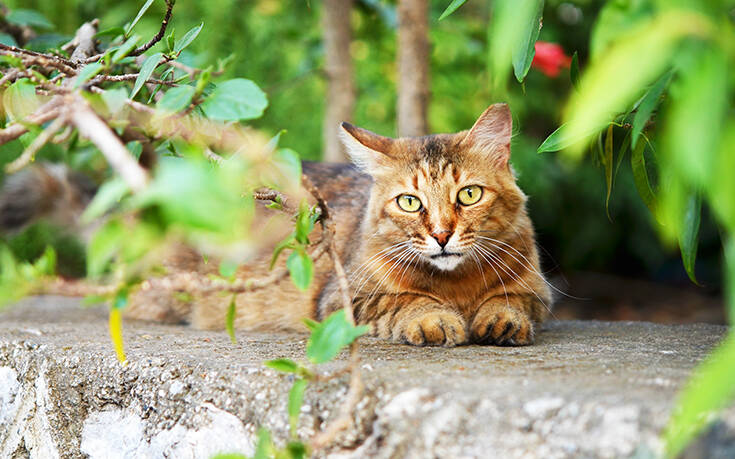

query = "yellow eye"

[
  {"left": 457, "top": 185, "right": 483, "bottom": 206},
  {"left": 397, "top": 194, "right": 422, "bottom": 212}
]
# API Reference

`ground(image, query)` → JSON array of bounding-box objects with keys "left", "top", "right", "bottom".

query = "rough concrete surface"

[{"left": 0, "top": 296, "right": 733, "bottom": 459}]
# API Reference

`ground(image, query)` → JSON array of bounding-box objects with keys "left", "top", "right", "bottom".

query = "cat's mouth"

[{"left": 429, "top": 251, "right": 462, "bottom": 259}]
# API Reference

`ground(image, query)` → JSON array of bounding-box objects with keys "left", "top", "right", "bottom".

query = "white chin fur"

[{"left": 427, "top": 255, "right": 464, "bottom": 271}]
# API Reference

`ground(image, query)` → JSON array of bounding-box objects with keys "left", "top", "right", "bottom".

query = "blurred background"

[{"left": 2, "top": 0, "right": 725, "bottom": 323}]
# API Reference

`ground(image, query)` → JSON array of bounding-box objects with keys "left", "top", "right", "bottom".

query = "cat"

[{"left": 0, "top": 103, "right": 552, "bottom": 346}]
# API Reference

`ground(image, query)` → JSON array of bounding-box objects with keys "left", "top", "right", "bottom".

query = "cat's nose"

[{"left": 431, "top": 231, "right": 453, "bottom": 248}]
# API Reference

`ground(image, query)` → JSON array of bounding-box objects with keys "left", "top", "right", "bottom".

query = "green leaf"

[
  {"left": 562, "top": 10, "right": 711, "bottom": 157},
  {"left": 537, "top": 122, "right": 607, "bottom": 154},
  {"left": 726, "top": 235, "right": 735, "bottom": 321},
  {"left": 74, "top": 63, "right": 104, "bottom": 88},
  {"left": 288, "top": 379, "right": 308, "bottom": 437},
  {"left": 3, "top": 79, "right": 39, "bottom": 122},
  {"left": 570, "top": 51, "right": 580, "bottom": 89},
  {"left": 678, "top": 193, "right": 701, "bottom": 285},
  {"left": 630, "top": 138, "right": 657, "bottom": 217},
  {"left": 219, "top": 260, "right": 239, "bottom": 278},
  {"left": 210, "top": 455, "right": 247, "bottom": 459},
  {"left": 174, "top": 22, "right": 204, "bottom": 54},
  {"left": 156, "top": 85, "right": 195, "bottom": 112},
  {"left": 306, "top": 310, "right": 369, "bottom": 364},
  {"left": 287, "top": 249, "right": 313, "bottom": 292},
  {"left": 302, "top": 318, "right": 319, "bottom": 331},
  {"left": 87, "top": 219, "right": 125, "bottom": 278},
  {"left": 226, "top": 294, "right": 237, "bottom": 344},
  {"left": 101, "top": 87, "right": 129, "bottom": 115},
  {"left": 603, "top": 124, "right": 613, "bottom": 219},
  {"left": 662, "top": 331, "right": 735, "bottom": 458},
  {"left": 113, "top": 287, "right": 129, "bottom": 310},
  {"left": 200, "top": 78, "right": 268, "bottom": 121},
  {"left": 125, "top": 0, "right": 155, "bottom": 36},
  {"left": 95, "top": 27, "right": 125, "bottom": 39},
  {"left": 32, "top": 246, "right": 56, "bottom": 276},
  {"left": 265, "top": 358, "right": 300, "bottom": 374},
  {"left": 0, "top": 33, "right": 17, "bottom": 47},
  {"left": 489, "top": 0, "right": 544, "bottom": 90},
  {"left": 131, "top": 53, "right": 162, "bottom": 99},
  {"left": 438, "top": 0, "right": 468, "bottom": 21},
  {"left": 270, "top": 236, "right": 294, "bottom": 269},
  {"left": 111, "top": 36, "right": 140, "bottom": 63},
  {"left": 253, "top": 428, "right": 273, "bottom": 459},
  {"left": 82, "top": 178, "right": 129, "bottom": 223},
  {"left": 631, "top": 70, "right": 673, "bottom": 148},
  {"left": 266, "top": 130, "right": 287, "bottom": 151},
  {"left": 285, "top": 441, "right": 308, "bottom": 459},
  {"left": 274, "top": 148, "right": 302, "bottom": 186},
  {"left": 511, "top": 0, "right": 543, "bottom": 83},
  {"left": 6, "top": 9, "right": 53, "bottom": 29},
  {"left": 295, "top": 202, "right": 315, "bottom": 245}
]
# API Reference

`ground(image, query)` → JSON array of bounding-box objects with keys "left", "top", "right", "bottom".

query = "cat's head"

[{"left": 340, "top": 103, "right": 526, "bottom": 271}]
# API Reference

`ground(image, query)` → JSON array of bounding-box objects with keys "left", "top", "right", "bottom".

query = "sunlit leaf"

[
  {"left": 489, "top": 0, "right": 542, "bottom": 90},
  {"left": 562, "top": 11, "right": 712, "bottom": 156},
  {"left": 156, "top": 85, "right": 195, "bottom": 112},
  {"left": 3, "top": 79, "right": 40, "bottom": 121},
  {"left": 174, "top": 22, "right": 203, "bottom": 54},
  {"left": 287, "top": 249, "right": 313, "bottom": 292},
  {"left": 111, "top": 35, "right": 140, "bottom": 63},
  {"left": 109, "top": 306, "right": 127, "bottom": 363},
  {"left": 125, "top": 0, "right": 155, "bottom": 36},
  {"left": 512, "top": 0, "right": 544, "bottom": 83},
  {"left": 226, "top": 294, "right": 237, "bottom": 344},
  {"left": 631, "top": 69, "right": 673, "bottom": 148},
  {"left": 630, "top": 139, "right": 657, "bottom": 217},
  {"left": 200, "top": 78, "right": 268, "bottom": 121},
  {"left": 288, "top": 379, "right": 307, "bottom": 437},
  {"left": 101, "top": 87, "right": 129, "bottom": 116},
  {"left": 265, "top": 358, "right": 300, "bottom": 373},
  {"left": 132, "top": 52, "right": 162, "bottom": 99},
  {"left": 306, "top": 310, "right": 369, "bottom": 364},
  {"left": 662, "top": 332, "right": 735, "bottom": 458},
  {"left": 537, "top": 122, "right": 607, "bottom": 154},
  {"left": 726, "top": 236, "right": 735, "bottom": 321},
  {"left": 253, "top": 428, "right": 273, "bottom": 459},
  {"left": 270, "top": 236, "right": 293, "bottom": 269},
  {"left": 438, "top": 0, "right": 468, "bottom": 21},
  {"left": 678, "top": 193, "right": 701, "bottom": 285}
]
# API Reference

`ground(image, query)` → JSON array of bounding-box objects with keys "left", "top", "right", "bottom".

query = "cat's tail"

[{"left": 0, "top": 163, "right": 97, "bottom": 235}]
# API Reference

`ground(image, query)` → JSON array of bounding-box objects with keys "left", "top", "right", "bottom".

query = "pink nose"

[{"left": 431, "top": 231, "right": 452, "bottom": 248}]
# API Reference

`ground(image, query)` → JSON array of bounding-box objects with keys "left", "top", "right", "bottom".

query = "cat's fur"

[{"left": 1, "top": 103, "right": 551, "bottom": 346}]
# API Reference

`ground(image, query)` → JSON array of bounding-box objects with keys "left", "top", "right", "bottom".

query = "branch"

[
  {"left": 5, "top": 115, "right": 67, "bottom": 173},
  {"left": 129, "top": 0, "right": 175, "bottom": 57},
  {"left": 69, "top": 20, "right": 99, "bottom": 64},
  {"left": 0, "top": 99, "right": 62, "bottom": 144},
  {"left": 69, "top": 98, "right": 149, "bottom": 192}
]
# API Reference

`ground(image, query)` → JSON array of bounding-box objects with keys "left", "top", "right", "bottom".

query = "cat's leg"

[
  {"left": 357, "top": 294, "right": 467, "bottom": 347},
  {"left": 470, "top": 294, "right": 541, "bottom": 345}
]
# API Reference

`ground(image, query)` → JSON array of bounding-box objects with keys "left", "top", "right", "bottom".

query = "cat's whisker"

[
  {"left": 361, "top": 247, "right": 418, "bottom": 307},
  {"left": 473, "top": 246, "right": 510, "bottom": 309},
  {"left": 476, "top": 235, "right": 584, "bottom": 300},
  {"left": 469, "top": 248, "right": 487, "bottom": 290},
  {"left": 389, "top": 250, "right": 423, "bottom": 309},
  {"left": 474, "top": 244, "right": 556, "bottom": 318},
  {"left": 351, "top": 246, "right": 412, "bottom": 300},
  {"left": 349, "top": 241, "right": 409, "bottom": 283}
]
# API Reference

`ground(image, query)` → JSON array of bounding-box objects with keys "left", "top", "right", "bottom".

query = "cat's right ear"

[{"left": 339, "top": 122, "right": 395, "bottom": 173}]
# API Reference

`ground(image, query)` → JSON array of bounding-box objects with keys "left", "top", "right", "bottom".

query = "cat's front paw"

[
  {"left": 399, "top": 309, "right": 467, "bottom": 347},
  {"left": 471, "top": 303, "right": 534, "bottom": 345}
]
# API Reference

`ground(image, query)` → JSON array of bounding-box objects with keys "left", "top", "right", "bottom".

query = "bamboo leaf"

[
  {"left": 125, "top": 0, "right": 155, "bottom": 36},
  {"left": 438, "top": 0, "right": 468, "bottom": 21},
  {"left": 631, "top": 69, "right": 673, "bottom": 148},
  {"left": 132, "top": 52, "right": 162, "bottom": 99},
  {"left": 678, "top": 193, "right": 701, "bottom": 284},
  {"left": 630, "top": 139, "right": 657, "bottom": 217}
]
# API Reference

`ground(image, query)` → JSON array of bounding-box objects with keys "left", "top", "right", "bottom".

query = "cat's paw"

[
  {"left": 399, "top": 310, "right": 467, "bottom": 347},
  {"left": 470, "top": 304, "right": 534, "bottom": 345}
]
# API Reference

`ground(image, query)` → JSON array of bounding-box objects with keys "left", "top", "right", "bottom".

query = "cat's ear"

[
  {"left": 462, "top": 103, "right": 512, "bottom": 166},
  {"left": 339, "top": 122, "right": 395, "bottom": 173}
]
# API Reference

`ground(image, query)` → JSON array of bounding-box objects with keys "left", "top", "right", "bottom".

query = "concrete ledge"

[{"left": 1, "top": 296, "right": 733, "bottom": 458}]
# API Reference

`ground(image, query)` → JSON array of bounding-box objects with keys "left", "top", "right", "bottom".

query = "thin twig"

[
  {"left": 90, "top": 73, "right": 177, "bottom": 86},
  {"left": 5, "top": 115, "right": 67, "bottom": 173},
  {"left": 130, "top": 0, "right": 175, "bottom": 57},
  {"left": 0, "top": 43, "right": 75, "bottom": 67},
  {"left": 70, "top": 20, "right": 99, "bottom": 64},
  {"left": 69, "top": 97, "right": 149, "bottom": 192}
]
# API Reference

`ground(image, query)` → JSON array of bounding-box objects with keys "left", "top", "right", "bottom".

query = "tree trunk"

[
  {"left": 397, "top": 0, "right": 430, "bottom": 137},
  {"left": 322, "top": 0, "right": 355, "bottom": 162}
]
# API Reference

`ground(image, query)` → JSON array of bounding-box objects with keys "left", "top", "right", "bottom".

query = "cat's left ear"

[
  {"left": 339, "top": 122, "right": 395, "bottom": 173},
  {"left": 462, "top": 103, "right": 512, "bottom": 167}
]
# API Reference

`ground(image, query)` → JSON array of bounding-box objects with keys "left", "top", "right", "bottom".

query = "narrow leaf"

[
  {"left": 112, "top": 36, "right": 140, "bottom": 63},
  {"left": 253, "top": 428, "right": 273, "bottom": 459},
  {"left": 125, "top": 0, "right": 155, "bottom": 36},
  {"left": 288, "top": 379, "right": 308, "bottom": 437},
  {"left": 537, "top": 122, "right": 607, "bottom": 154},
  {"left": 630, "top": 139, "right": 657, "bottom": 216},
  {"left": 132, "top": 52, "right": 162, "bottom": 99},
  {"left": 265, "top": 358, "right": 301, "bottom": 374},
  {"left": 604, "top": 124, "right": 614, "bottom": 219},
  {"left": 632, "top": 70, "right": 673, "bottom": 148},
  {"left": 678, "top": 193, "right": 701, "bottom": 284},
  {"left": 109, "top": 307, "right": 127, "bottom": 363},
  {"left": 174, "top": 22, "right": 204, "bottom": 54},
  {"left": 439, "top": 0, "right": 468, "bottom": 21},
  {"left": 570, "top": 51, "right": 580, "bottom": 89},
  {"left": 512, "top": 0, "right": 544, "bottom": 83},
  {"left": 226, "top": 294, "right": 237, "bottom": 344},
  {"left": 74, "top": 63, "right": 104, "bottom": 88}
]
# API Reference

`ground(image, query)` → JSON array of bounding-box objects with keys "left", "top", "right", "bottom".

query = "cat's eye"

[
  {"left": 457, "top": 185, "right": 483, "bottom": 206},
  {"left": 397, "top": 194, "right": 422, "bottom": 212}
]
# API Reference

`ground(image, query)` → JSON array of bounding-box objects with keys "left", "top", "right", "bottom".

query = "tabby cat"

[{"left": 0, "top": 103, "right": 551, "bottom": 346}]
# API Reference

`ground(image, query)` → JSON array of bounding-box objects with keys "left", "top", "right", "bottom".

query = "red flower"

[{"left": 531, "top": 41, "right": 571, "bottom": 78}]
